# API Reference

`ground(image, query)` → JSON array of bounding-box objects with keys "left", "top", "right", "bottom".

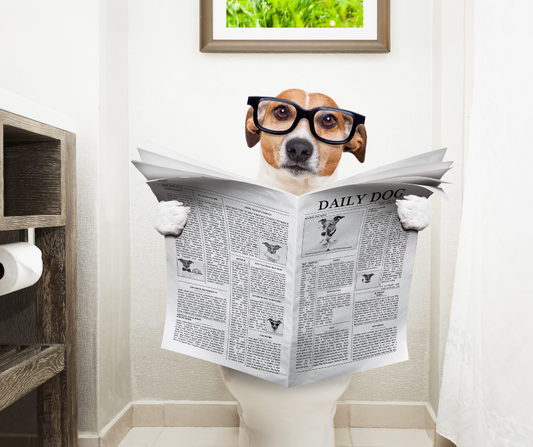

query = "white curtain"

[{"left": 436, "top": 1, "right": 533, "bottom": 446}]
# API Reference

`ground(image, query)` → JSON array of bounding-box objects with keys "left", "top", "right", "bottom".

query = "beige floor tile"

[
  {"left": 119, "top": 427, "right": 163, "bottom": 446},
  {"left": 350, "top": 428, "right": 432, "bottom": 447},
  {"left": 154, "top": 427, "right": 239, "bottom": 446}
]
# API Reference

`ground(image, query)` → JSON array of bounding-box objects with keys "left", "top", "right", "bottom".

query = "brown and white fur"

[{"left": 153, "top": 89, "right": 432, "bottom": 236}]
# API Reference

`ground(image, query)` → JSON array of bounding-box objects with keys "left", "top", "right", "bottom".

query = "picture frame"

[{"left": 200, "top": 0, "right": 390, "bottom": 53}]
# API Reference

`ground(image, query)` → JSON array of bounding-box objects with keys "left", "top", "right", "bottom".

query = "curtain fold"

[{"left": 436, "top": 1, "right": 533, "bottom": 446}]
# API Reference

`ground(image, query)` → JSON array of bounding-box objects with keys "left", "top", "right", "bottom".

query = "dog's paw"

[
  {"left": 153, "top": 200, "right": 190, "bottom": 236},
  {"left": 396, "top": 195, "right": 432, "bottom": 231}
]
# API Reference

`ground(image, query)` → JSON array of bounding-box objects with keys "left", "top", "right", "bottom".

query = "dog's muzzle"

[
  {"left": 286, "top": 137, "right": 313, "bottom": 164},
  {"left": 322, "top": 226, "right": 337, "bottom": 238},
  {"left": 280, "top": 137, "right": 318, "bottom": 177}
]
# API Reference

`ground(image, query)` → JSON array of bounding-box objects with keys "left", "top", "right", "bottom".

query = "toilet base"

[{"left": 219, "top": 366, "right": 351, "bottom": 447}]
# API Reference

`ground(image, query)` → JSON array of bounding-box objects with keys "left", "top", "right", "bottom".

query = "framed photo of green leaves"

[{"left": 200, "top": 0, "right": 390, "bottom": 53}]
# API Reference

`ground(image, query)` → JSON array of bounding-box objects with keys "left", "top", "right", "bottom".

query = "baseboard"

[
  {"left": 99, "top": 402, "right": 133, "bottom": 447},
  {"left": 436, "top": 432, "right": 458, "bottom": 447},
  {"left": 78, "top": 432, "right": 100, "bottom": 447},
  {"left": 133, "top": 400, "right": 240, "bottom": 428},
  {"left": 128, "top": 400, "right": 434, "bottom": 430},
  {"left": 3, "top": 401, "right": 442, "bottom": 447},
  {"left": 422, "top": 404, "right": 457, "bottom": 447},
  {"left": 425, "top": 403, "right": 437, "bottom": 445},
  {"left": 78, "top": 402, "right": 133, "bottom": 447}
]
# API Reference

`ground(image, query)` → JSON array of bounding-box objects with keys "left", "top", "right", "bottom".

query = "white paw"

[
  {"left": 152, "top": 200, "right": 190, "bottom": 236},
  {"left": 396, "top": 195, "right": 432, "bottom": 231}
]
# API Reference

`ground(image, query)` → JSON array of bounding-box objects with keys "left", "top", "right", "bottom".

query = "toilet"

[{"left": 219, "top": 366, "right": 352, "bottom": 447}]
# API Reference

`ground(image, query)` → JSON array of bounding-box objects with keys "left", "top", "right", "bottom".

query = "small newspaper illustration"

[{"left": 133, "top": 142, "right": 451, "bottom": 387}]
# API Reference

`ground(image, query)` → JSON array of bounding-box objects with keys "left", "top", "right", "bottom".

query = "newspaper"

[{"left": 133, "top": 142, "right": 451, "bottom": 387}]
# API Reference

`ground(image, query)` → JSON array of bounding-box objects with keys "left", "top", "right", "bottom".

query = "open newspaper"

[{"left": 133, "top": 142, "right": 451, "bottom": 387}]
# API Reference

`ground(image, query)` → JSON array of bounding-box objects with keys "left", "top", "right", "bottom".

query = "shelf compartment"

[
  {"left": 0, "top": 109, "right": 71, "bottom": 230},
  {"left": 3, "top": 125, "right": 62, "bottom": 217},
  {"left": 0, "top": 344, "right": 65, "bottom": 412}
]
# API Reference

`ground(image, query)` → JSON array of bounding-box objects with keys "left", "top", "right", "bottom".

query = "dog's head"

[
  {"left": 268, "top": 318, "right": 282, "bottom": 332},
  {"left": 178, "top": 258, "right": 193, "bottom": 270},
  {"left": 362, "top": 273, "right": 375, "bottom": 283},
  {"left": 263, "top": 242, "right": 282, "bottom": 254},
  {"left": 246, "top": 89, "right": 367, "bottom": 181},
  {"left": 318, "top": 216, "right": 344, "bottom": 237}
]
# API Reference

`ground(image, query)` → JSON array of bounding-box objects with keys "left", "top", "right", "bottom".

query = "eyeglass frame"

[{"left": 247, "top": 96, "right": 365, "bottom": 145}]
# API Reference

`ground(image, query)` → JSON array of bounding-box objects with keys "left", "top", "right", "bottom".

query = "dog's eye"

[
  {"left": 273, "top": 106, "right": 290, "bottom": 120},
  {"left": 320, "top": 114, "right": 338, "bottom": 128}
]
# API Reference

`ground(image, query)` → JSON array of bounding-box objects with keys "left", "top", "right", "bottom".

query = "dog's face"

[
  {"left": 318, "top": 216, "right": 344, "bottom": 238},
  {"left": 263, "top": 242, "right": 282, "bottom": 254},
  {"left": 268, "top": 318, "right": 282, "bottom": 332},
  {"left": 178, "top": 258, "right": 193, "bottom": 270},
  {"left": 362, "top": 273, "right": 375, "bottom": 283},
  {"left": 246, "top": 89, "right": 367, "bottom": 181}
]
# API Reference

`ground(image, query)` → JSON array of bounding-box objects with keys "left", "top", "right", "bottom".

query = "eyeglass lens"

[{"left": 257, "top": 99, "right": 354, "bottom": 142}]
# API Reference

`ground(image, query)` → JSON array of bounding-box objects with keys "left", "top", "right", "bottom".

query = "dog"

[
  {"left": 362, "top": 273, "right": 375, "bottom": 284},
  {"left": 178, "top": 258, "right": 193, "bottom": 272},
  {"left": 263, "top": 242, "right": 282, "bottom": 262},
  {"left": 267, "top": 318, "right": 283, "bottom": 333},
  {"left": 152, "top": 89, "right": 432, "bottom": 236},
  {"left": 319, "top": 216, "right": 344, "bottom": 250}
]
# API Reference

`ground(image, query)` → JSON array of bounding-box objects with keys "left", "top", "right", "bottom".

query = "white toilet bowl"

[{"left": 219, "top": 366, "right": 352, "bottom": 447}]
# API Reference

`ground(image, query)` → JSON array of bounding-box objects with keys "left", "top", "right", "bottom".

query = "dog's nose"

[
  {"left": 321, "top": 232, "right": 326, "bottom": 236},
  {"left": 286, "top": 138, "right": 313, "bottom": 163}
]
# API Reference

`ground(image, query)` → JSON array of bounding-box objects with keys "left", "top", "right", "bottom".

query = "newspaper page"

[
  {"left": 133, "top": 144, "right": 450, "bottom": 387},
  {"left": 288, "top": 183, "right": 429, "bottom": 386},
  {"left": 146, "top": 177, "right": 300, "bottom": 386}
]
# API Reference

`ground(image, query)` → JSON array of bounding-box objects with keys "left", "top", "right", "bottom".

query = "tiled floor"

[{"left": 118, "top": 426, "right": 433, "bottom": 447}]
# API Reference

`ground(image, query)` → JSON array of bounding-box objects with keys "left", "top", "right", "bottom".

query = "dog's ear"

[
  {"left": 334, "top": 216, "right": 344, "bottom": 222},
  {"left": 343, "top": 124, "right": 367, "bottom": 163},
  {"left": 318, "top": 219, "right": 327, "bottom": 225},
  {"left": 245, "top": 107, "right": 261, "bottom": 148}
]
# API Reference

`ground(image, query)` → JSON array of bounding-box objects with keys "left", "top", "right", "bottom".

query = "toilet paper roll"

[{"left": 0, "top": 242, "right": 43, "bottom": 296}]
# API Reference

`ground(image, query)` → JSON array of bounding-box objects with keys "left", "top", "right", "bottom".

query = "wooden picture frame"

[{"left": 200, "top": 0, "right": 390, "bottom": 53}]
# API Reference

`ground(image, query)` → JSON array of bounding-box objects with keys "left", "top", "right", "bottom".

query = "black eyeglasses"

[{"left": 247, "top": 96, "right": 365, "bottom": 145}]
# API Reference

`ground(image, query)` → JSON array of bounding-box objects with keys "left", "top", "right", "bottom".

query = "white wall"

[
  {"left": 98, "top": 0, "right": 132, "bottom": 430},
  {"left": 0, "top": 0, "right": 467, "bottom": 435},
  {"left": 129, "top": 0, "right": 464, "bottom": 403},
  {"left": 0, "top": 0, "right": 132, "bottom": 434}
]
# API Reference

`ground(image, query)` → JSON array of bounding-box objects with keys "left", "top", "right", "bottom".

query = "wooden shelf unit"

[{"left": 0, "top": 109, "right": 77, "bottom": 446}]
